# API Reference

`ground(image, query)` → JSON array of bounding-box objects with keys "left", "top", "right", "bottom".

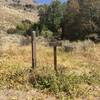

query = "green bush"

[
  {"left": 30, "top": 73, "right": 81, "bottom": 99},
  {"left": 16, "top": 23, "right": 31, "bottom": 31},
  {"left": 41, "top": 30, "right": 53, "bottom": 39},
  {"left": 30, "top": 66, "right": 100, "bottom": 99},
  {"left": 7, "top": 28, "right": 16, "bottom": 34},
  {"left": 16, "top": 20, "right": 33, "bottom": 36}
]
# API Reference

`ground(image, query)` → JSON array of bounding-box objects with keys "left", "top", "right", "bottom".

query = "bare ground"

[{"left": 0, "top": 89, "right": 56, "bottom": 100}]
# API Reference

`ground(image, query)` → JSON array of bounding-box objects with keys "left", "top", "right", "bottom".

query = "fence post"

[
  {"left": 53, "top": 46, "right": 58, "bottom": 74},
  {"left": 31, "top": 31, "right": 36, "bottom": 69}
]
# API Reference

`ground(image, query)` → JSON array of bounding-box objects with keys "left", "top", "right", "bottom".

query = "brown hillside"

[
  {"left": 0, "top": 1, "right": 38, "bottom": 33},
  {"left": 0, "top": 0, "right": 38, "bottom": 50},
  {"left": 3, "top": 0, "right": 36, "bottom": 5}
]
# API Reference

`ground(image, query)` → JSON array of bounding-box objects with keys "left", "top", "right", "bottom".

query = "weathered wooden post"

[
  {"left": 54, "top": 45, "right": 57, "bottom": 73},
  {"left": 49, "top": 41, "right": 62, "bottom": 74},
  {"left": 31, "top": 31, "right": 36, "bottom": 69}
]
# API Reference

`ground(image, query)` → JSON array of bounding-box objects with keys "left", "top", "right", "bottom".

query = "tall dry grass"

[{"left": 0, "top": 39, "right": 100, "bottom": 99}]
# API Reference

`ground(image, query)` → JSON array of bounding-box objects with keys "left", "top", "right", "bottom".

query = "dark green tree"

[
  {"left": 39, "top": 0, "right": 64, "bottom": 37},
  {"left": 62, "top": 0, "right": 100, "bottom": 40},
  {"left": 79, "top": 0, "right": 100, "bottom": 35},
  {"left": 62, "top": 0, "right": 81, "bottom": 40},
  {"left": 38, "top": 0, "right": 100, "bottom": 41}
]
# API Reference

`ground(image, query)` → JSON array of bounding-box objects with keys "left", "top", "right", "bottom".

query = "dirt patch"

[{"left": 0, "top": 89, "right": 56, "bottom": 100}]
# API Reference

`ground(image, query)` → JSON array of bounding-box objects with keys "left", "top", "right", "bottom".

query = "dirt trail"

[{"left": 0, "top": 89, "right": 56, "bottom": 100}]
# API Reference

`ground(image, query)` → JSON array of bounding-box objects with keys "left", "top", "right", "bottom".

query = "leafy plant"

[
  {"left": 41, "top": 30, "right": 53, "bottom": 39},
  {"left": 16, "top": 20, "right": 33, "bottom": 36}
]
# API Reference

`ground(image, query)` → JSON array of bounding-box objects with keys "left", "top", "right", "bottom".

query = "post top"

[
  {"left": 49, "top": 41, "right": 62, "bottom": 47},
  {"left": 32, "top": 31, "right": 36, "bottom": 34}
]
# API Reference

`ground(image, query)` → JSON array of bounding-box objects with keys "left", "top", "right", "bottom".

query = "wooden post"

[
  {"left": 49, "top": 41, "right": 62, "bottom": 74},
  {"left": 54, "top": 46, "right": 58, "bottom": 73},
  {"left": 31, "top": 31, "right": 36, "bottom": 69}
]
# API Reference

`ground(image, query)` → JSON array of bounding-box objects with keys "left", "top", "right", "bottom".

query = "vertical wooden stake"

[
  {"left": 54, "top": 46, "right": 58, "bottom": 73},
  {"left": 31, "top": 31, "right": 36, "bottom": 69}
]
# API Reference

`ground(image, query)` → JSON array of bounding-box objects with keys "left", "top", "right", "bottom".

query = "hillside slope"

[
  {"left": 0, "top": 1, "right": 38, "bottom": 51},
  {"left": 0, "top": 2, "right": 38, "bottom": 33}
]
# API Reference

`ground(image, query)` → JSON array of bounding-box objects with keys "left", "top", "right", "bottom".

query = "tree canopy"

[{"left": 37, "top": 0, "right": 100, "bottom": 41}]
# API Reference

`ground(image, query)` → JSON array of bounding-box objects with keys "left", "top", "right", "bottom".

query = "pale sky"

[{"left": 36, "top": 0, "right": 67, "bottom": 4}]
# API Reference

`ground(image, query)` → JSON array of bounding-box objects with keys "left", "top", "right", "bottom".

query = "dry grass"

[
  {"left": 0, "top": 39, "right": 100, "bottom": 99},
  {"left": 0, "top": 38, "right": 100, "bottom": 100},
  {"left": 0, "top": 2, "right": 100, "bottom": 99},
  {"left": 0, "top": 3, "right": 38, "bottom": 33}
]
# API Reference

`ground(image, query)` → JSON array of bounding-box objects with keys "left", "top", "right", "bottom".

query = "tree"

[
  {"left": 37, "top": 0, "right": 100, "bottom": 41},
  {"left": 79, "top": 0, "right": 100, "bottom": 35},
  {"left": 62, "top": 0, "right": 81, "bottom": 40},
  {"left": 39, "top": 0, "right": 64, "bottom": 37},
  {"left": 62, "top": 0, "right": 100, "bottom": 40}
]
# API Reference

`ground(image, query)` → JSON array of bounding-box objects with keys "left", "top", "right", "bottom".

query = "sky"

[{"left": 36, "top": 0, "right": 67, "bottom": 4}]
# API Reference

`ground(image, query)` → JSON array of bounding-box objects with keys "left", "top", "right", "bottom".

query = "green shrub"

[
  {"left": 16, "top": 23, "right": 31, "bottom": 31},
  {"left": 16, "top": 20, "right": 33, "bottom": 36},
  {"left": 7, "top": 28, "right": 16, "bottom": 34},
  {"left": 30, "top": 71, "right": 81, "bottom": 96},
  {"left": 30, "top": 66, "right": 100, "bottom": 98},
  {"left": 41, "top": 30, "right": 53, "bottom": 39}
]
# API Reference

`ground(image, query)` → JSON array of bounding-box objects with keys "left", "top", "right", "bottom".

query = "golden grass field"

[
  {"left": 0, "top": 39, "right": 100, "bottom": 99},
  {"left": 0, "top": 1, "right": 100, "bottom": 99}
]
